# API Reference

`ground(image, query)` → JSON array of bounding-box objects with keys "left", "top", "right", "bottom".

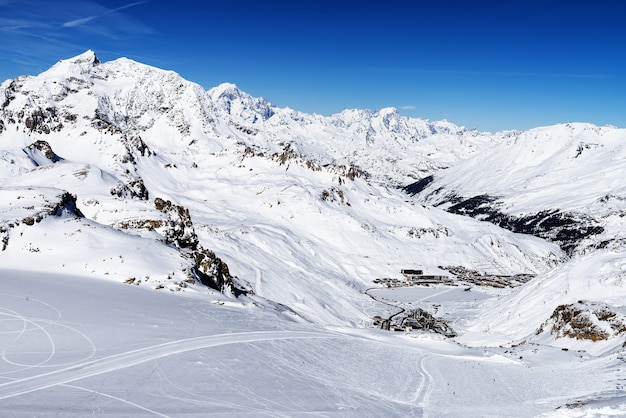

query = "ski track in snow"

[
  {"left": 363, "top": 285, "right": 448, "bottom": 416},
  {"left": 412, "top": 355, "right": 433, "bottom": 415},
  {"left": 0, "top": 294, "right": 97, "bottom": 373},
  {"left": 0, "top": 331, "right": 333, "bottom": 400},
  {"left": 253, "top": 264, "right": 263, "bottom": 295},
  {"left": 61, "top": 383, "right": 170, "bottom": 418},
  {"left": 0, "top": 306, "right": 57, "bottom": 369}
]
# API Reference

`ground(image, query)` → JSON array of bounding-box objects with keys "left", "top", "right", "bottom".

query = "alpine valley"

[{"left": 0, "top": 51, "right": 624, "bottom": 417}]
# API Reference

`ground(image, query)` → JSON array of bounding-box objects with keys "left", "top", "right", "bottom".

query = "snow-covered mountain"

[
  {"left": 1, "top": 51, "right": 625, "bottom": 416},
  {"left": 411, "top": 123, "right": 626, "bottom": 255}
]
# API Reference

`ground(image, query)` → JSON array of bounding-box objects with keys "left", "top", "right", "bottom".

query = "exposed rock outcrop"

[
  {"left": 536, "top": 301, "right": 626, "bottom": 341},
  {"left": 0, "top": 189, "right": 83, "bottom": 251},
  {"left": 154, "top": 197, "right": 199, "bottom": 250},
  {"left": 153, "top": 197, "right": 247, "bottom": 296},
  {"left": 23, "top": 140, "right": 63, "bottom": 166},
  {"left": 111, "top": 178, "right": 149, "bottom": 200},
  {"left": 405, "top": 188, "right": 604, "bottom": 255}
]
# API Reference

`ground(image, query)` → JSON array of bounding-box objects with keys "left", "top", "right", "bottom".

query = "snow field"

[{"left": 2, "top": 270, "right": 623, "bottom": 417}]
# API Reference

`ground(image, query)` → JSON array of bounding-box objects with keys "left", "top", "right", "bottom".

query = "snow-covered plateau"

[{"left": 0, "top": 51, "right": 624, "bottom": 416}]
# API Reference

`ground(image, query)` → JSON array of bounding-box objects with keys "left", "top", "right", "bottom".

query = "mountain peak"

[
  {"left": 208, "top": 83, "right": 244, "bottom": 100},
  {"left": 42, "top": 50, "right": 100, "bottom": 79},
  {"left": 69, "top": 49, "right": 101, "bottom": 66},
  {"left": 55, "top": 50, "right": 101, "bottom": 71},
  {"left": 208, "top": 83, "right": 276, "bottom": 122},
  {"left": 378, "top": 107, "right": 398, "bottom": 115},
  {"left": 216, "top": 82, "right": 239, "bottom": 91}
]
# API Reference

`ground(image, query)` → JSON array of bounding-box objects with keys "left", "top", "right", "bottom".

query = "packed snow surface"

[{"left": 1, "top": 270, "right": 624, "bottom": 417}]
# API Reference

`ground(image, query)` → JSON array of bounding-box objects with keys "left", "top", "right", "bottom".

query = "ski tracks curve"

[
  {"left": 0, "top": 330, "right": 331, "bottom": 400},
  {"left": 414, "top": 355, "right": 434, "bottom": 413}
]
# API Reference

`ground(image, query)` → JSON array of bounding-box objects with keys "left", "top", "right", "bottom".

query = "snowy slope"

[
  {"left": 1, "top": 51, "right": 625, "bottom": 416},
  {"left": 412, "top": 123, "right": 626, "bottom": 254},
  {"left": 3, "top": 270, "right": 624, "bottom": 417},
  {"left": 404, "top": 121, "right": 626, "bottom": 361},
  {"left": 458, "top": 250, "right": 626, "bottom": 353}
]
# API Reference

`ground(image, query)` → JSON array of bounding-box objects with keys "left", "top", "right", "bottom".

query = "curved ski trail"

[{"left": 0, "top": 330, "right": 330, "bottom": 400}]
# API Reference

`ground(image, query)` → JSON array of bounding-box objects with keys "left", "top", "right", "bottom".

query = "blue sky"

[{"left": 1, "top": 0, "right": 625, "bottom": 132}]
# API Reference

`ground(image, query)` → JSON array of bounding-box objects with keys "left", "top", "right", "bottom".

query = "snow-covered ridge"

[
  {"left": 1, "top": 51, "right": 498, "bottom": 185},
  {"left": 410, "top": 122, "right": 626, "bottom": 255}
]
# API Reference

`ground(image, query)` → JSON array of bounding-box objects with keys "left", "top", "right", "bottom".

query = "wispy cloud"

[
  {"left": 400, "top": 105, "right": 416, "bottom": 110},
  {"left": 0, "top": 17, "right": 42, "bottom": 33},
  {"left": 62, "top": 1, "right": 149, "bottom": 28},
  {"left": 62, "top": 16, "right": 95, "bottom": 28},
  {"left": 0, "top": 0, "right": 154, "bottom": 81}
]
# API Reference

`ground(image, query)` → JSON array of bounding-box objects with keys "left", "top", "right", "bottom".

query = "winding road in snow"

[
  {"left": 364, "top": 287, "right": 406, "bottom": 324},
  {"left": 0, "top": 331, "right": 331, "bottom": 400}
]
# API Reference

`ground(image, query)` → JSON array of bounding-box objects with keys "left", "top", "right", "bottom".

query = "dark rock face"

[
  {"left": 2, "top": 79, "right": 18, "bottom": 108},
  {"left": 404, "top": 181, "right": 604, "bottom": 255},
  {"left": 116, "top": 135, "right": 154, "bottom": 164},
  {"left": 6, "top": 107, "right": 65, "bottom": 135},
  {"left": 191, "top": 248, "right": 246, "bottom": 297},
  {"left": 23, "top": 140, "right": 63, "bottom": 165},
  {"left": 1, "top": 227, "right": 7, "bottom": 251},
  {"left": 153, "top": 197, "right": 247, "bottom": 296},
  {"left": 445, "top": 195, "right": 603, "bottom": 255},
  {"left": 48, "top": 192, "right": 84, "bottom": 217},
  {"left": 154, "top": 197, "right": 199, "bottom": 250},
  {"left": 402, "top": 175, "right": 434, "bottom": 196}
]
